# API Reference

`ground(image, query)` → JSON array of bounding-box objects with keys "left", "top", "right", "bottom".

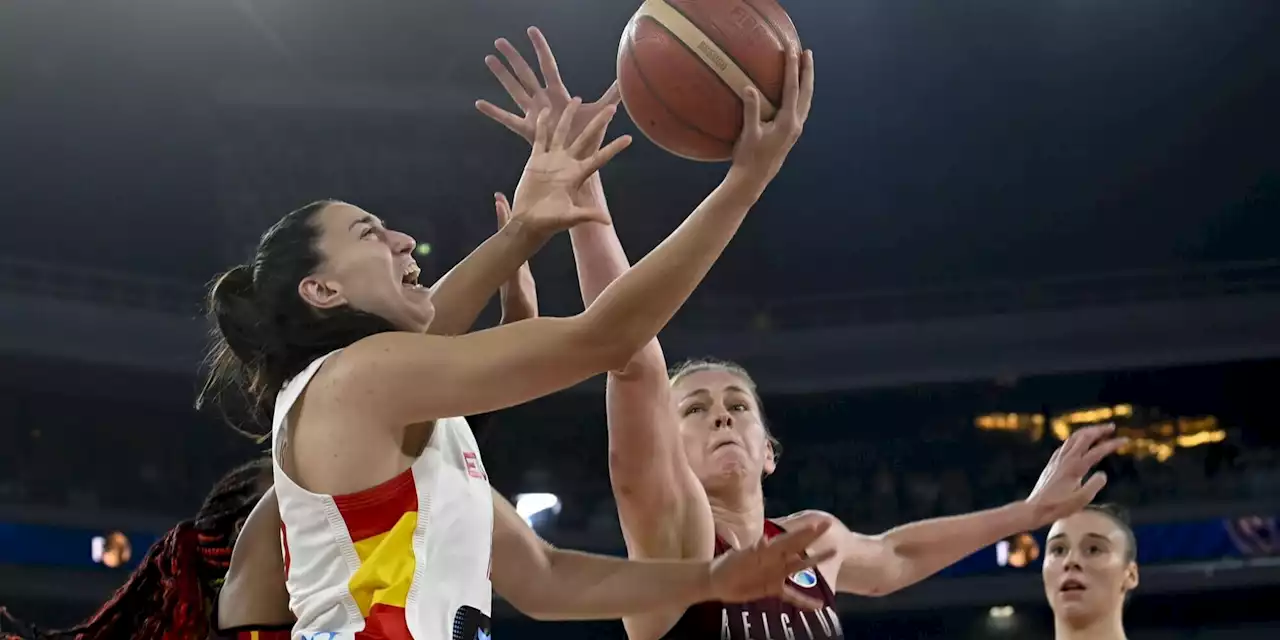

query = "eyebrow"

[
  {"left": 679, "top": 385, "right": 751, "bottom": 402},
  {"left": 680, "top": 388, "right": 710, "bottom": 402},
  {"left": 348, "top": 215, "right": 381, "bottom": 231},
  {"left": 1047, "top": 533, "right": 1113, "bottom": 544}
]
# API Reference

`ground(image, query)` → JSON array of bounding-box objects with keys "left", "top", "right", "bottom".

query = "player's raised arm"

[
  {"left": 477, "top": 27, "right": 704, "bottom": 549},
  {"left": 829, "top": 425, "right": 1127, "bottom": 597},
  {"left": 490, "top": 489, "right": 835, "bottom": 620}
]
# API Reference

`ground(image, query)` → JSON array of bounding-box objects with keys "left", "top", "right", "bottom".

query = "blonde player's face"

[
  {"left": 302, "top": 203, "right": 435, "bottom": 333},
  {"left": 1042, "top": 511, "right": 1138, "bottom": 626},
  {"left": 672, "top": 369, "right": 775, "bottom": 491}
]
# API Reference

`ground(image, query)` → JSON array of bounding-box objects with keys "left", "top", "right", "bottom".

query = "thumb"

[
  {"left": 599, "top": 80, "right": 622, "bottom": 106},
  {"left": 723, "top": 529, "right": 742, "bottom": 551},
  {"left": 494, "top": 193, "right": 512, "bottom": 225}
]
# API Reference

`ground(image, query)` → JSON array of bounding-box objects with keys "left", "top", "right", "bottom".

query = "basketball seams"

[
  {"left": 636, "top": 0, "right": 777, "bottom": 118},
  {"left": 660, "top": 0, "right": 787, "bottom": 111},
  {"left": 737, "top": 0, "right": 793, "bottom": 50},
  {"left": 659, "top": 0, "right": 770, "bottom": 101},
  {"left": 624, "top": 22, "right": 737, "bottom": 159}
]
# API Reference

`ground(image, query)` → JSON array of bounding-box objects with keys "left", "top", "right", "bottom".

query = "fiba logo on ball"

[{"left": 788, "top": 567, "right": 818, "bottom": 588}]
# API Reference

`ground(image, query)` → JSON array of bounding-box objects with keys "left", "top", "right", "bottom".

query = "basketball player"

[
  {"left": 201, "top": 65, "right": 828, "bottom": 639},
  {"left": 1042, "top": 504, "right": 1137, "bottom": 640},
  {"left": 477, "top": 28, "right": 1127, "bottom": 640},
  {"left": 0, "top": 459, "right": 284, "bottom": 640}
]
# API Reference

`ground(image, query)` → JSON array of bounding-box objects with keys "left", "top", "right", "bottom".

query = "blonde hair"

[{"left": 668, "top": 357, "right": 782, "bottom": 461}]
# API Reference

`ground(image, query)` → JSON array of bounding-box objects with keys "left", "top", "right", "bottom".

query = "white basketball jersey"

[{"left": 269, "top": 350, "right": 494, "bottom": 640}]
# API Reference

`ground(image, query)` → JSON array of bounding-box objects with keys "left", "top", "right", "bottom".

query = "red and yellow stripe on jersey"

[{"left": 332, "top": 469, "right": 419, "bottom": 640}]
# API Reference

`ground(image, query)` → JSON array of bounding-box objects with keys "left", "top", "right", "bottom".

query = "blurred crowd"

[{"left": 2, "top": 385, "right": 1278, "bottom": 543}]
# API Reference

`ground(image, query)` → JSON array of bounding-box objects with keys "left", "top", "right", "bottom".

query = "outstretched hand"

[
  {"left": 507, "top": 100, "right": 631, "bottom": 237},
  {"left": 1025, "top": 423, "right": 1129, "bottom": 526},
  {"left": 710, "top": 520, "right": 836, "bottom": 610},
  {"left": 476, "top": 26, "right": 621, "bottom": 156}
]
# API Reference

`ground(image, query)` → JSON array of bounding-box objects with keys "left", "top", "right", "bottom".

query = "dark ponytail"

[
  {"left": 197, "top": 200, "right": 399, "bottom": 432},
  {"left": 0, "top": 459, "right": 273, "bottom": 640},
  {"left": 209, "top": 265, "right": 265, "bottom": 369}
]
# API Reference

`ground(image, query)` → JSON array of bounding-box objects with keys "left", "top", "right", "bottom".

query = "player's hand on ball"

[
  {"left": 731, "top": 48, "right": 815, "bottom": 183},
  {"left": 708, "top": 519, "right": 835, "bottom": 610},
  {"left": 477, "top": 26, "right": 622, "bottom": 157},
  {"left": 510, "top": 100, "right": 632, "bottom": 235},
  {"left": 493, "top": 193, "right": 538, "bottom": 325},
  {"left": 1025, "top": 423, "right": 1128, "bottom": 526}
]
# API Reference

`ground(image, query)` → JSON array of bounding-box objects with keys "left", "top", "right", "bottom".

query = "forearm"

[
  {"left": 569, "top": 176, "right": 666, "bottom": 377},
  {"left": 425, "top": 219, "right": 545, "bottom": 336},
  {"left": 580, "top": 168, "right": 767, "bottom": 350},
  {"left": 877, "top": 501, "right": 1035, "bottom": 591},
  {"left": 568, "top": 175, "right": 628, "bottom": 306},
  {"left": 518, "top": 547, "right": 712, "bottom": 621}
]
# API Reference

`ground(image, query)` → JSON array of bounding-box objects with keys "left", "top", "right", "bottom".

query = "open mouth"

[
  {"left": 1059, "top": 579, "right": 1086, "bottom": 593},
  {"left": 401, "top": 263, "right": 424, "bottom": 290}
]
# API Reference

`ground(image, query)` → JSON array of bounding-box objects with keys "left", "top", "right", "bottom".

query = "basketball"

[{"left": 617, "top": 0, "right": 801, "bottom": 162}]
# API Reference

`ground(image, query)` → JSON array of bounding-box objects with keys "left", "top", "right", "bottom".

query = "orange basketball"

[{"left": 617, "top": 0, "right": 801, "bottom": 162}]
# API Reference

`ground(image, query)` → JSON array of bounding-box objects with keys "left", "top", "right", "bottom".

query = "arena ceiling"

[{"left": 2, "top": 0, "right": 1278, "bottom": 306}]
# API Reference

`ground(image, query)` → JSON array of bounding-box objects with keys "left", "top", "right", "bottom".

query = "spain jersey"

[{"left": 270, "top": 351, "right": 494, "bottom": 640}]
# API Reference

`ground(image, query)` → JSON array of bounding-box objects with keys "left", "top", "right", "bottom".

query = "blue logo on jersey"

[
  {"left": 789, "top": 567, "right": 818, "bottom": 588},
  {"left": 477, "top": 631, "right": 490, "bottom": 640}
]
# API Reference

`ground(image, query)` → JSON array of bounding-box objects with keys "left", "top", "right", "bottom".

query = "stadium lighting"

[{"left": 515, "top": 492, "right": 561, "bottom": 528}]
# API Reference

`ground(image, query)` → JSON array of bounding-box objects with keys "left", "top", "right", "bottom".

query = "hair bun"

[
  {"left": 208, "top": 265, "right": 265, "bottom": 365},
  {"left": 212, "top": 264, "right": 254, "bottom": 301}
]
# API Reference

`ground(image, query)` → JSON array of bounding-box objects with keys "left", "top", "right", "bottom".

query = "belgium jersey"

[
  {"left": 270, "top": 351, "right": 494, "bottom": 640},
  {"left": 661, "top": 520, "right": 844, "bottom": 640}
]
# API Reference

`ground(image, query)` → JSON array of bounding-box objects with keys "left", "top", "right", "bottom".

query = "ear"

[
  {"left": 1123, "top": 560, "right": 1139, "bottom": 592},
  {"left": 298, "top": 275, "right": 346, "bottom": 310},
  {"left": 762, "top": 439, "right": 778, "bottom": 478}
]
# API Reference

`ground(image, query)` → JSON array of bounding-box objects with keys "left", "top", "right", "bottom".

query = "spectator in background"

[{"left": 1042, "top": 504, "right": 1138, "bottom": 640}]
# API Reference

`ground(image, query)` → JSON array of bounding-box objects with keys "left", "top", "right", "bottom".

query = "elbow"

[
  {"left": 505, "top": 599, "right": 557, "bottom": 622},
  {"left": 572, "top": 312, "right": 645, "bottom": 372},
  {"left": 501, "top": 579, "right": 558, "bottom": 621},
  {"left": 609, "top": 342, "right": 665, "bottom": 379},
  {"left": 499, "top": 545, "right": 564, "bottom": 621},
  {"left": 863, "top": 538, "right": 912, "bottom": 598}
]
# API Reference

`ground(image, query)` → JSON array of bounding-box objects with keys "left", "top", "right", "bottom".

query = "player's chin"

[{"left": 401, "top": 297, "right": 436, "bottom": 331}]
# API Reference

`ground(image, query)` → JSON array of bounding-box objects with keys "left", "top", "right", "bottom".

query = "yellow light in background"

[
  {"left": 976, "top": 405, "right": 1228, "bottom": 462},
  {"left": 414, "top": 242, "right": 432, "bottom": 256},
  {"left": 1051, "top": 418, "right": 1072, "bottom": 441},
  {"left": 1177, "top": 430, "right": 1226, "bottom": 448}
]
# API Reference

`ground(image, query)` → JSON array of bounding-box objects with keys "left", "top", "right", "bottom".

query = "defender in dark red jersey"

[{"left": 477, "top": 28, "right": 1128, "bottom": 640}]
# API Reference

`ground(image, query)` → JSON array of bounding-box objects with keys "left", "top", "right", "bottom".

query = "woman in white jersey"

[
  {"left": 1042, "top": 504, "right": 1138, "bottom": 640},
  {"left": 476, "top": 28, "right": 1130, "bottom": 640},
  {"left": 200, "top": 78, "right": 829, "bottom": 640}
]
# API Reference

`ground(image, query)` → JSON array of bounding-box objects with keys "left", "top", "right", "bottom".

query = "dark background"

[{"left": 1, "top": 0, "right": 1279, "bottom": 638}]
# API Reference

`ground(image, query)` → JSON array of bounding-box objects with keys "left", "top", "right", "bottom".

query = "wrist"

[
  {"left": 693, "top": 560, "right": 716, "bottom": 603},
  {"left": 722, "top": 165, "right": 772, "bottom": 202},
  {"left": 1012, "top": 499, "right": 1046, "bottom": 531},
  {"left": 501, "top": 214, "right": 554, "bottom": 249}
]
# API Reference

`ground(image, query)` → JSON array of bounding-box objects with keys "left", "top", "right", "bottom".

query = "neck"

[
  {"left": 1055, "top": 612, "right": 1126, "bottom": 640},
  {"left": 707, "top": 481, "right": 767, "bottom": 548}
]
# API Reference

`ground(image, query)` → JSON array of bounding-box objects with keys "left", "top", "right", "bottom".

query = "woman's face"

[
  {"left": 672, "top": 368, "right": 775, "bottom": 492},
  {"left": 301, "top": 203, "right": 434, "bottom": 332},
  {"left": 1042, "top": 510, "right": 1138, "bottom": 626}
]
